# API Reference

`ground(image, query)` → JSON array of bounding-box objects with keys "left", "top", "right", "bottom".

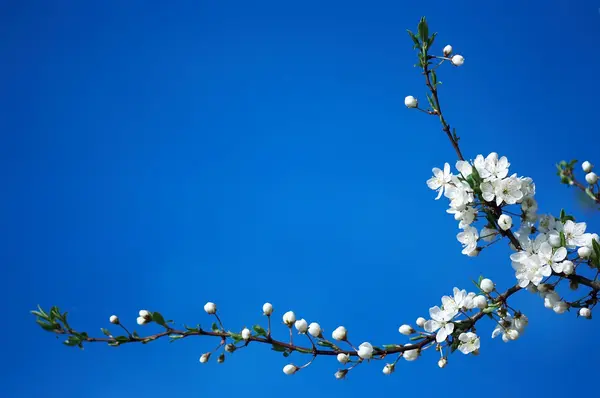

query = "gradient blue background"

[{"left": 2, "top": 1, "right": 600, "bottom": 397}]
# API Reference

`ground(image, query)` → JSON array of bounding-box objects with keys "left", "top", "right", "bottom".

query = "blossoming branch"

[{"left": 32, "top": 17, "right": 600, "bottom": 380}]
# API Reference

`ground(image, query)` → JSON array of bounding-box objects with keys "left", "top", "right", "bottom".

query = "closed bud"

[
  {"left": 357, "top": 342, "right": 374, "bottom": 359},
  {"left": 443, "top": 45, "right": 453, "bottom": 56},
  {"left": 308, "top": 322, "right": 322, "bottom": 338},
  {"left": 569, "top": 280, "right": 579, "bottom": 290},
  {"left": 294, "top": 319, "right": 308, "bottom": 334},
  {"left": 582, "top": 161, "right": 593, "bottom": 173},
  {"left": 203, "top": 302, "right": 217, "bottom": 315},
  {"left": 398, "top": 324, "right": 415, "bottom": 335},
  {"left": 282, "top": 311, "right": 296, "bottom": 327},
  {"left": 337, "top": 353, "right": 350, "bottom": 364},
  {"left": 473, "top": 295, "right": 487, "bottom": 309},
  {"left": 283, "top": 364, "right": 298, "bottom": 375},
  {"left": 382, "top": 363, "right": 395, "bottom": 375},
  {"left": 579, "top": 307, "right": 592, "bottom": 319},
  {"left": 403, "top": 347, "right": 420, "bottom": 361},
  {"left": 498, "top": 214, "right": 512, "bottom": 231},
  {"left": 217, "top": 353, "right": 225, "bottom": 363},
  {"left": 480, "top": 278, "right": 495, "bottom": 293},
  {"left": 562, "top": 260, "right": 574, "bottom": 275},
  {"left": 585, "top": 172, "right": 598, "bottom": 185},
  {"left": 553, "top": 301, "right": 568, "bottom": 314},
  {"left": 416, "top": 317, "right": 426, "bottom": 328},
  {"left": 404, "top": 95, "right": 418, "bottom": 108},
  {"left": 332, "top": 326, "right": 348, "bottom": 341},
  {"left": 137, "top": 310, "right": 151, "bottom": 325},
  {"left": 451, "top": 54, "right": 465, "bottom": 66},
  {"left": 578, "top": 246, "right": 592, "bottom": 258},
  {"left": 548, "top": 234, "right": 562, "bottom": 247},
  {"left": 241, "top": 327, "right": 252, "bottom": 340},
  {"left": 262, "top": 302, "right": 273, "bottom": 316},
  {"left": 109, "top": 315, "right": 119, "bottom": 325},
  {"left": 335, "top": 369, "right": 348, "bottom": 379},
  {"left": 438, "top": 358, "right": 447, "bottom": 368},
  {"left": 199, "top": 352, "right": 211, "bottom": 363},
  {"left": 467, "top": 247, "right": 482, "bottom": 257},
  {"left": 225, "top": 343, "right": 236, "bottom": 353}
]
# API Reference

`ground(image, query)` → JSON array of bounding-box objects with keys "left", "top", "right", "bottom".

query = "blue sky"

[{"left": 2, "top": 1, "right": 600, "bottom": 396}]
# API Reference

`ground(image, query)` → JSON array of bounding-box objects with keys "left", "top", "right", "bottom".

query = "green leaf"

[
  {"left": 560, "top": 231, "right": 566, "bottom": 248},
  {"left": 409, "top": 335, "right": 425, "bottom": 341},
  {"left": 169, "top": 334, "right": 184, "bottom": 343},
  {"left": 592, "top": 239, "right": 600, "bottom": 258},
  {"left": 271, "top": 343, "right": 288, "bottom": 352},
  {"left": 252, "top": 325, "right": 266, "bottom": 337},
  {"left": 63, "top": 336, "right": 80, "bottom": 347},
  {"left": 36, "top": 319, "right": 58, "bottom": 332},
  {"left": 101, "top": 328, "right": 112, "bottom": 337},
  {"left": 296, "top": 347, "right": 312, "bottom": 354},
  {"left": 211, "top": 322, "right": 219, "bottom": 332},
  {"left": 417, "top": 17, "right": 429, "bottom": 44},
  {"left": 428, "top": 32, "right": 437, "bottom": 47},
  {"left": 431, "top": 69, "right": 437, "bottom": 86},
  {"left": 115, "top": 336, "right": 129, "bottom": 343},
  {"left": 482, "top": 307, "right": 496, "bottom": 314},
  {"left": 406, "top": 29, "right": 420, "bottom": 48},
  {"left": 151, "top": 311, "right": 167, "bottom": 327},
  {"left": 184, "top": 324, "right": 201, "bottom": 332},
  {"left": 382, "top": 344, "right": 401, "bottom": 350},
  {"left": 317, "top": 340, "right": 334, "bottom": 348},
  {"left": 229, "top": 331, "right": 243, "bottom": 342}
]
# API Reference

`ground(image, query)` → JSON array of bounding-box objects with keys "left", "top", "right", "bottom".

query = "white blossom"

[
  {"left": 579, "top": 307, "right": 592, "bottom": 319},
  {"left": 457, "top": 226, "right": 479, "bottom": 255},
  {"left": 416, "top": 317, "right": 426, "bottom": 328},
  {"left": 458, "top": 332, "right": 480, "bottom": 354},
  {"left": 109, "top": 315, "right": 119, "bottom": 325},
  {"left": 498, "top": 214, "right": 512, "bottom": 231},
  {"left": 537, "top": 242, "right": 567, "bottom": 273},
  {"left": 427, "top": 163, "right": 452, "bottom": 199},
  {"left": 562, "top": 220, "right": 588, "bottom": 248},
  {"left": 424, "top": 306, "right": 457, "bottom": 343},
  {"left": 382, "top": 364, "right": 395, "bottom": 375}
]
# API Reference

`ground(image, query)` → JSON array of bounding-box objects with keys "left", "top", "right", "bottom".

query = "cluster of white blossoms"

[{"left": 428, "top": 153, "right": 599, "bottom": 316}]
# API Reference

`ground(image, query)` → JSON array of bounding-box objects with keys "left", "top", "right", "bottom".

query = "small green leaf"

[
  {"left": 36, "top": 319, "right": 58, "bottom": 332},
  {"left": 252, "top": 325, "right": 266, "bottom": 337},
  {"left": 101, "top": 328, "right": 112, "bottom": 337},
  {"left": 317, "top": 340, "right": 334, "bottom": 348},
  {"left": 169, "top": 334, "right": 184, "bottom": 343},
  {"left": 406, "top": 29, "right": 420, "bottom": 47},
  {"left": 417, "top": 17, "right": 429, "bottom": 43},
  {"left": 409, "top": 335, "right": 425, "bottom": 341},
  {"left": 211, "top": 322, "right": 219, "bottom": 332},
  {"left": 296, "top": 347, "right": 312, "bottom": 354},
  {"left": 151, "top": 311, "right": 166, "bottom": 327},
  {"left": 272, "top": 343, "right": 287, "bottom": 352},
  {"left": 184, "top": 324, "right": 201, "bottom": 332},
  {"left": 229, "top": 331, "right": 243, "bottom": 342},
  {"left": 382, "top": 344, "right": 401, "bottom": 350},
  {"left": 115, "top": 336, "right": 129, "bottom": 343},
  {"left": 560, "top": 231, "right": 566, "bottom": 248}
]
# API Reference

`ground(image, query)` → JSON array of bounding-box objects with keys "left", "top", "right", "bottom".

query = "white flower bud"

[
  {"left": 217, "top": 353, "right": 225, "bottom": 363},
  {"left": 404, "top": 95, "right": 418, "bottom": 108},
  {"left": 398, "top": 324, "right": 415, "bottom": 335},
  {"left": 337, "top": 353, "right": 350, "bottom": 364},
  {"left": 137, "top": 310, "right": 151, "bottom": 325},
  {"left": 582, "top": 161, "right": 593, "bottom": 173},
  {"left": 562, "top": 260, "right": 574, "bottom": 275},
  {"left": 294, "top": 319, "right": 308, "bottom": 334},
  {"left": 480, "top": 278, "right": 495, "bottom": 293},
  {"left": 578, "top": 246, "right": 592, "bottom": 258},
  {"left": 585, "top": 172, "right": 598, "bottom": 185},
  {"left": 507, "top": 329, "right": 520, "bottom": 341},
  {"left": 139, "top": 310, "right": 150, "bottom": 318},
  {"left": 548, "top": 234, "right": 562, "bottom": 247},
  {"left": 416, "top": 317, "right": 426, "bottom": 328},
  {"left": 136, "top": 317, "right": 146, "bottom": 325},
  {"left": 438, "top": 358, "right": 447, "bottom": 368},
  {"left": 282, "top": 311, "right": 296, "bottom": 327},
  {"left": 382, "top": 364, "right": 395, "bottom": 375},
  {"left": 334, "top": 369, "right": 348, "bottom": 379},
  {"left": 537, "top": 283, "right": 551, "bottom": 293},
  {"left": 403, "top": 347, "right": 419, "bottom": 361},
  {"left": 467, "top": 247, "right": 481, "bottom": 257},
  {"left": 199, "top": 352, "right": 211, "bottom": 363},
  {"left": 443, "top": 45, "right": 453, "bottom": 56},
  {"left": 308, "top": 322, "right": 322, "bottom": 338},
  {"left": 262, "top": 302, "right": 273, "bottom": 316},
  {"left": 203, "top": 302, "right": 217, "bottom": 315},
  {"left": 498, "top": 214, "right": 512, "bottom": 231},
  {"left": 357, "top": 342, "right": 373, "bottom": 359},
  {"left": 332, "top": 326, "right": 347, "bottom": 341},
  {"left": 225, "top": 343, "right": 236, "bottom": 353},
  {"left": 579, "top": 307, "right": 592, "bottom": 319},
  {"left": 283, "top": 364, "right": 298, "bottom": 375},
  {"left": 109, "top": 315, "right": 119, "bottom": 324},
  {"left": 451, "top": 54, "right": 465, "bottom": 66},
  {"left": 241, "top": 327, "right": 252, "bottom": 340},
  {"left": 473, "top": 295, "right": 487, "bottom": 309},
  {"left": 553, "top": 301, "right": 568, "bottom": 314}
]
